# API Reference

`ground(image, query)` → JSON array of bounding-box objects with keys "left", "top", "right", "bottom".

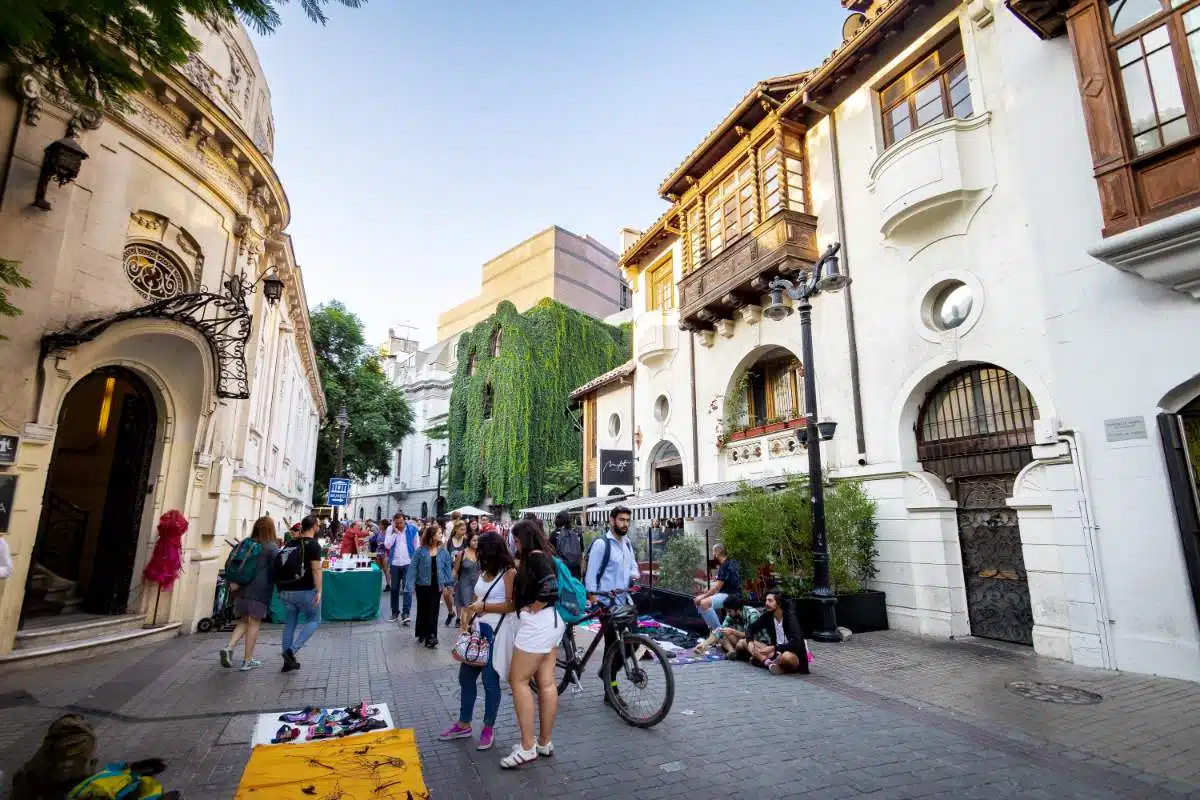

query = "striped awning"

[
  {"left": 519, "top": 495, "right": 619, "bottom": 524},
  {"left": 584, "top": 475, "right": 793, "bottom": 524}
]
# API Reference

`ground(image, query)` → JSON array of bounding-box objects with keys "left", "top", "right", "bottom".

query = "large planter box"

[
  {"left": 634, "top": 587, "right": 708, "bottom": 637},
  {"left": 791, "top": 590, "right": 889, "bottom": 636}
]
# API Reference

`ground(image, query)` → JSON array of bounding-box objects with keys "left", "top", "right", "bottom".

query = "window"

[
  {"left": 646, "top": 256, "right": 675, "bottom": 311},
  {"left": 743, "top": 354, "right": 804, "bottom": 427},
  {"left": 467, "top": 352, "right": 477, "bottom": 375},
  {"left": 704, "top": 160, "right": 757, "bottom": 257},
  {"left": 1108, "top": 0, "right": 1200, "bottom": 156},
  {"left": 489, "top": 328, "right": 502, "bottom": 357},
  {"left": 619, "top": 277, "right": 632, "bottom": 310},
  {"left": 653, "top": 394, "right": 670, "bottom": 422},
  {"left": 423, "top": 444, "right": 432, "bottom": 475},
  {"left": 758, "top": 131, "right": 808, "bottom": 219},
  {"left": 395, "top": 448, "right": 402, "bottom": 475},
  {"left": 879, "top": 33, "right": 972, "bottom": 147},
  {"left": 608, "top": 413, "right": 621, "bottom": 437},
  {"left": 482, "top": 382, "right": 495, "bottom": 419},
  {"left": 122, "top": 242, "right": 191, "bottom": 300},
  {"left": 685, "top": 204, "right": 704, "bottom": 272}
]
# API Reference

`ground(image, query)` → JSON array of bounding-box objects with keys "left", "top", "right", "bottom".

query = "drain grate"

[{"left": 1007, "top": 681, "right": 1103, "bottom": 705}]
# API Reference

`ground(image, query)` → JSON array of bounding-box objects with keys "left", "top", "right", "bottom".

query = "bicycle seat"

[{"left": 609, "top": 603, "right": 638, "bottom": 626}]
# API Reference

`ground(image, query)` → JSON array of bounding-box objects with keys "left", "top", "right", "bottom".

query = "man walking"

[
  {"left": 274, "top": 514, "right": 323, "bottom": 673},
  {"left": 584, "top": 505, "right": 640, "bottom": 702},
  {"left": 549, "top": 510, "right": 583, "bottom": 579},
  {"left": 385, "top": 512, "right": 419, "bottom": 624}
]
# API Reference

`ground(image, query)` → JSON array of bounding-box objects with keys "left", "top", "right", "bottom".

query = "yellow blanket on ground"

[{"left": 235, "top": 728, "right": 428, "bottom": 799}]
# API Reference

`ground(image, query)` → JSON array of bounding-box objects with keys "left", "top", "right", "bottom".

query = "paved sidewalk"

[{"left": 0, "top": 599, "right": 1198, "bottom": 799}]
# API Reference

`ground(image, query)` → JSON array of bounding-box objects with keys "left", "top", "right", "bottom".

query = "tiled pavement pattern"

[{"left": 0, "top": 599, "right": 1196, "bottom": 799}]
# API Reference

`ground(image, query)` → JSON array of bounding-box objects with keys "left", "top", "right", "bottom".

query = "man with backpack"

[
  {"left": 583, "top": 505, "right": 640, "bottom": 702},
  {"left": 549, "top": 511, "right": 583, "bottom": 579},
  {"left": 274, "top": 515, "right": 323, "bottom": 672}
]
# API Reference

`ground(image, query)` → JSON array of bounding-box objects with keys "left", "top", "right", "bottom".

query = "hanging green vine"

[{"left": 447, "top": 299, "right": 630, "bottom": 512}]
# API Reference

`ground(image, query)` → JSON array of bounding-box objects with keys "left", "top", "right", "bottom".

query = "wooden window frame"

[
  {"left": 1066, "top": 0, "right": 1200, "bottom": 235},
  {"left": 645, "top": 254, "right": 675, "bottom": 312},
  {"left": 746, "top": 357, "right": 804, "bottom": 428},
  {"left": 704, "top": 158, "right": 757, "bottom": 257},
  {"left": 878, "top": 32, "right": 972, "bottom": 149}
]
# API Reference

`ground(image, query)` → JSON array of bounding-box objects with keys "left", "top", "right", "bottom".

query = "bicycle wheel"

[{"left": 602, "top": 633, "right": 675, "bottom": 728}]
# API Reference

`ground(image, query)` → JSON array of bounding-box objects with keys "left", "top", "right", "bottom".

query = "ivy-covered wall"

[{"left": 447, "top": 299, "right": 630, "bottom": 512}]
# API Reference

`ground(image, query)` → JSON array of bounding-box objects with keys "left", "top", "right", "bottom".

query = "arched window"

[
  {"left": 482, "top": 382, "right": 495, "bottom": 420},
  {"left": 730, "top": 348, "right": 804, "bottom": 429},
  {"left": 489, "top": 328, "right": 503, "bottom": 357},
  {"left": 123, "top": 242, "right": 191, "bottom": 300},
  {"left": 916, "top": 365, "right": 1038, "bottom": 481},
  {"left": 421, "top": 501, "right": 429, "bottom": 519}
]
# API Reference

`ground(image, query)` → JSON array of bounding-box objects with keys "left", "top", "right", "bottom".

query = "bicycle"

[{"left": 532, "top": 590, "right": 675, "bottom": 728}]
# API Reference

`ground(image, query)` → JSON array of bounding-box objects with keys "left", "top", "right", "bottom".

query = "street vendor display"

[{"left": 268, "top": 561, "right": 381, "bottom": 623}]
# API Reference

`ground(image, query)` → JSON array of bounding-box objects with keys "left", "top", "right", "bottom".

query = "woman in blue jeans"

[{"left": 439, "top": 532, "right": 515, "bottom": 751}]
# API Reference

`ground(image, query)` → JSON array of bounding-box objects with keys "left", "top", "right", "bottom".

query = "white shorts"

[{"left": 513, "top": 606, "right": 562, "bottom": 654}]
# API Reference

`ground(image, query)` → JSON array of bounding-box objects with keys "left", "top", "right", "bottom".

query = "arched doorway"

[
  {"left": 25, "top": 367, "right": 158, "bottom": 621},
  {"left": 420, "top": 501, "right": 429, "bottom": 520},
  {"left": 917, "top": 365, "right": 1038, "bottom": 645},
  {"left": 1159, "top": 394, "right": 1200, "bottom": 630},
  {"left": 647, "top": 441, "right": 683, "bottom": 492}
]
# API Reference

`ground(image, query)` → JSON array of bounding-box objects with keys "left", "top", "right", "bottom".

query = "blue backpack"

[{"left": 553, "top": 556, "right": 588, "bottom": 624}]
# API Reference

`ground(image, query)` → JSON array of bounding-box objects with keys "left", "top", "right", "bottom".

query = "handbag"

[{"left": 451, "top": 569, "right": 507, "bottom": 667}]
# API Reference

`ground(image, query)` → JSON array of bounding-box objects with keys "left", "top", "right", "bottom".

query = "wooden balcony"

[{"left": 678, "top": 209, "right": 819, "bottom": 330}]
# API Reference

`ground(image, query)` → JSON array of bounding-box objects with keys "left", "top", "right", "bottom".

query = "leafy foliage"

[
  {"left": 657, "top": 535, "right": 704, "bottom": 594},
  {"left": 0, "top": 0, "right": 362, "bottom": 112},
  {"left": 718, "top": 476, "right": 878, "bottom": 594},
  {"left": 0, "top": 258, "right": 32, "bottom": 341},
  {"left": 447, "top": 299, "right": 629, "bottom": 512},
  {"left": 424, "top": 421, "right": 449, "bottom": 441},
  {"left": 543, "top": 458, "right": 581, "bottom": 502},
  {"left": 310, "top": 301, "right": 412, "bottom": 502}
]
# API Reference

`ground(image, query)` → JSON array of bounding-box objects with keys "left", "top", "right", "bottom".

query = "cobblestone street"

[{"left": 2, "top": 599, "right": 1199, "bottom": 799}]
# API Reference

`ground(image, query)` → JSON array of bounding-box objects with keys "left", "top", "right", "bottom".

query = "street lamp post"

[
  {"left": 434, "top": 455, "right": 447, "bottom": 518},
  {"left": 763, "top": 243, "right": 849, "bottom": 643},
  {"left": 334, "top": 405, "right": 349, "bottom": 525}
]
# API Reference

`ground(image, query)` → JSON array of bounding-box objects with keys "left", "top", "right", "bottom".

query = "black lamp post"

[
  {"left": 434, "top": 455, "right": 447, "bottom": 517},
  {"left": 763, "top": 242, "right": 849, "bottom": 643},
  {"left": 334, "top": 405, "right": 349, "bottom": 524}
]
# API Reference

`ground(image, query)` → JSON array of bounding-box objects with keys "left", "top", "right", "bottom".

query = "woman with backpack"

[
  {"left": 219, "top": 516, "right": 279, "bottom": 671},
  {"left": 501, "top": 519, "right": 561, "bottom": 769},
  {"left": 549, "top": 511, "right": 582, "bottom": 579}
]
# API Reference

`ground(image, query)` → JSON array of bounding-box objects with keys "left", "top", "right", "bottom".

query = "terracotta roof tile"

[{"left": 569, "top": 360, "right": 636, "bottom": 401}]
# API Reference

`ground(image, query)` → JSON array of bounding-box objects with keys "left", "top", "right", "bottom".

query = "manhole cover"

[{"left": 1007, "top": 681, "right": 1102, "bottom": 705}]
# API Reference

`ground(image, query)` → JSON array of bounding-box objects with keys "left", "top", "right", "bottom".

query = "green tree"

[
  {"left": 0, "top": 258, "right": 32, "bottom": 341},
  {"left": 543, "top": 458, "right": 581, "bottom": 502},
  {"left": 310, "top": 300, "right": 412, "bottom": 503},
  {"left": 424, "top": 421, "right": 449, "bottom": 441},
  {"left": 1, "top": 0, "right": 363, "bottom": 113}
]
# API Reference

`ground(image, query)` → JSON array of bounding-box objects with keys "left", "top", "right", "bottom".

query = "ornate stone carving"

[
  {"left": 123, "top": 242, "right": 191, "bottom": 300},
  {"left": 131, "top": 212, "right": 165, "bottom": 232},
  {"left": 233, "top": 214, "right": 251, "bottom": 239},
  {"left": 697, "top": 329, "right": 715, "bottom": 348},
  {"left": 716, "top": 318, "right": 735, "bottom": 338},
  {"left": 739, "top": 305, "right": 763, "bottom": 325},
  {"left": 20, "top": 73, "right": 42, "bottom": 125},
  {"left": 249, "top": 184, "right": 270, "bottom": 209}
]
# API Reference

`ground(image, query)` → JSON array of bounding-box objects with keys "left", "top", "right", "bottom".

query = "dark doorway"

[
  {"left": 1159, "top": 398, "right": 1200, "bottom": 634},
  {"left": 917, "top": 365, "right": 1038, "bottom": 646},
  {"left": 648, "top": 441, "right": 684, "bottom": 493},
  {"left": 25, "top": 368, "right": 158, "bottom": 621}
]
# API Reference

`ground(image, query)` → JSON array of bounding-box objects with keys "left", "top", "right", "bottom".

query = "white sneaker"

[
  {"left": 500, "top": 744, "right": 537, "bottom": 769},
  {"left": 535, "top": 741, "right": 554, "bottom": 757}
]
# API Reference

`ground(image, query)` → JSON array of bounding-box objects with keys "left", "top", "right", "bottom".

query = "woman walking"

[
  {"left": 501, "top": 519, "right": 561, "bottom": 769},
  {"left": 444, "top": 520, "right": 469, "bottom": 625},
  {"left": 405, "top": 524, "right": 454, "bottom": 647},
  {"left": 220, "top": 516, "right": 278, "bottom": 671},
  {"left": 439, "top": 532, "right": 515, "bottom": 750}
]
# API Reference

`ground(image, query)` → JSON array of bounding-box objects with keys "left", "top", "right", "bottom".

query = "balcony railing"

[{"left": 678, "top": 209, "right": 819, "bottom": 330}]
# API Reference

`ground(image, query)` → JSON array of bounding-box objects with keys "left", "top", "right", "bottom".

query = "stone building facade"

[
  {"left": 579, "top": 0, "right": 1200, "bottom": 682},
  {"left": 0, "top": 18, "right": 324, "bottom": 664}
]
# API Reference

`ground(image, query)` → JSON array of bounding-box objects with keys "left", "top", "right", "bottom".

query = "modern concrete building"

[
  {"left": 576, "top": 0, "right": 1200, "bottom": 683},
  {"left": 435, "top": 226, "right": 629, "bottom": 342},
  {"left": 0, "top": 18, "right": 324, "bottom": 665}
]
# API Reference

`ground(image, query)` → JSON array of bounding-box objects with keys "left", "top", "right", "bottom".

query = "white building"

[
  {"left": 577, "top": 0, "right": 1200, "bottom": 682},
  {"left": 347, "top": 330, "right": 456, "bottom": 522},
  {"left": 0, "top": 18, "right": 324, "bottom": 664}
]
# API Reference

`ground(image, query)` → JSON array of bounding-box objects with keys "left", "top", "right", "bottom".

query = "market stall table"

[{"left": 268, "top": 563, "right": 382, "bottom": 623}]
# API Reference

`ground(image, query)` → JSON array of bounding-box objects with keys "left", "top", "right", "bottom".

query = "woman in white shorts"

[{"left": 501, "top": 519, "right": 561, "bottom": 769}]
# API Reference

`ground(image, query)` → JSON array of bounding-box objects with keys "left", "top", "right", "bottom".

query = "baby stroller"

[{"left": 196, "top": 540, "right": 239, "bottom": 633}]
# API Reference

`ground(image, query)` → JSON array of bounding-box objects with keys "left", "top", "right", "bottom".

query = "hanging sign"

[
  {"left": 328, "top": 477, "right": 352, "bottom": 506},
  {"left": 600, "top": 449, "right": 635, "bottom": 486}
]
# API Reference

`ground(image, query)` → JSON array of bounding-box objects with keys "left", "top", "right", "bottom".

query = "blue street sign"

[{"left": 328, "top": 477, "right": 352, "bottom": 506}]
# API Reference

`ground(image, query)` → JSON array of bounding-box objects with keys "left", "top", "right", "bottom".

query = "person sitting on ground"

[
  {"left": 735, "top": 590, "right": 810, "bottom": 675},
  {"left": 693, "top": 596, "right": 764, "bottom": 656},
  {"left": 693, "top": 543, "right": 741, "bottom": 633}
]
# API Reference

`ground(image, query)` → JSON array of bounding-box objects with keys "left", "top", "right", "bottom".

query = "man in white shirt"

[
  {"left": 584, "top": 505, "right": 640, "bottom": 702},
  {"left": 0, "top": 534, "right": 12, "bottom": 580},
  {"left": 384, "top": 513, "right": 416, "bottom": 624}
]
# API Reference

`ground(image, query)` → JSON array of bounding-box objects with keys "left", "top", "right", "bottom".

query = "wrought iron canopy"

[{"left": 41, "top": 275, "right": 255, "bottom": 399}]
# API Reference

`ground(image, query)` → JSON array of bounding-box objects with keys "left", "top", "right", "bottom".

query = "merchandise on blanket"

[
  {"left": 671, "top": 651, "right": 729, "bottom": 665},
  {"left": 338, "top": 717, "right": 388, "bottom": 737},
  {"left": 306, "top": 721, "right": 338, "bottom": 741},
  {"left": 66, "top": 759, "right": 171, "bottom": 800},
  {"left": 271, "top": 726, "right": 300, "bottom": 744},
  {"left": 278, "top": 706, "right": 322, "bottom": 724}
]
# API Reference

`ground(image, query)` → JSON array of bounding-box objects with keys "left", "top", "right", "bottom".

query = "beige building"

[
  {"left": 436, "top": 225, "right": 629, "bottom": 341},
  {"left": 0, "top": 18, "right": 324, "bottom": 666}
]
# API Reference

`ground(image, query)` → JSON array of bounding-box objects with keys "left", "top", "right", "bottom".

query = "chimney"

[{"left": 619, "top": 227, "right": 643, "bottom": 254}]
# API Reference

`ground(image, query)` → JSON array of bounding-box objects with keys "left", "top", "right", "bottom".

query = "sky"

[{"left": 251, "top": 1, "right": 848, "bottom": 348}]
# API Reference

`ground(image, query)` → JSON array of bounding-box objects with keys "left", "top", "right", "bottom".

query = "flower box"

[{"left": 729, "top": 430, "right": 748, "bottom": 442}]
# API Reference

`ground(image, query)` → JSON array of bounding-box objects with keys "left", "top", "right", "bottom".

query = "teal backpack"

[
  {"left": 553, "top": 556, "right": 588, "bottom": 624},
  {"left": 223, "top": 538, "right": 261, "bottom": 585},
  {"left": 67, "top": 761, "right": 172, "bottom": 799}
]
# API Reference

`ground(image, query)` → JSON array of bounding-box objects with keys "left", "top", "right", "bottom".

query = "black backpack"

[
  {"left": 274, "top": 541, "right": 309, "bottom": 588},
  {"left": 556, "top": 527, "right": 583, "bottom": 569}
]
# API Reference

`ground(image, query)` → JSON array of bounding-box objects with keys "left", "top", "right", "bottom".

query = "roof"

[
  {"left": 519, "top": 495, "right": 623, "bottom": 520},
  {"left": 619, "top": 205, "right": 681, "bottom": 270},
  {"left": 569, "top": 360, "right": 636, "bottom": 401},
  {"left": 658, "top": 72, "right": 810, "bottom": 199}
]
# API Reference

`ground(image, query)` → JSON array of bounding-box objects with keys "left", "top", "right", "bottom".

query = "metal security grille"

[{"left": 916, "top": 366, "right": 1039, "bottom": 482}]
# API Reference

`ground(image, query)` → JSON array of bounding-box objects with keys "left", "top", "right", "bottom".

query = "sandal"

[
  {"left": 500, "top": 745, "right": 538, "bottom": 769},
  {"left": 341, "top": 717, "right": 388, "bottom": 737},
  {"left": 279, "top": 706, "right": 322, "bottom": 724},
  {"left": 271, "top": 725, "right": 300, "bottom": 744},
  {"left": 307, "top": 721, "right": 338, "bottom": 741}
]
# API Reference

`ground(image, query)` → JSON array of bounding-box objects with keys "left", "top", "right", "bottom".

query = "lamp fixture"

[
  {"left": 817, "top": 419, "right": 838, "bottom": 441},
  {"left": 336, "top": 405, "right": 350, "bottom": 431},
  {"left": 33, "top": 130, "right": 89, "bottom": 210},
  {"left": 763, "top": 243, "right": 848, "bottom": 320}
]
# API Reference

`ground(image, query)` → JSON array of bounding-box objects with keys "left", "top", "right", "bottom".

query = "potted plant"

[
  {"left": 785, "top": 414, "right": 806, "bottom": 430},
  {"left": 729, "top": 425, "right": 749, "bottom": 442},
  {"left": 763, "top": 416, "right": 787, "bottom": 434}
]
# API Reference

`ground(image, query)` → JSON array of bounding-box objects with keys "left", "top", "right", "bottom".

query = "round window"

[
  {"left": 653, "top": 394, "right": 670, "bottom": 422},
  {"left": 929, "top": 282, "right": 973, "bottom": 331},
  {"left": 608, "top": 413, "right": 621, "bottom": 437}
]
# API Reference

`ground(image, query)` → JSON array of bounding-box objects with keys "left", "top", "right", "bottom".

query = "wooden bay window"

[
  {"left": 879, "top": 33, "right": 973, "bottom": 148},
  {"left": 1067, "top": 0, "right": 1200, "bottom": 233}
]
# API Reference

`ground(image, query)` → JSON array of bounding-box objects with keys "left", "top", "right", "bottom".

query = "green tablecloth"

[{"left": 269, "top": 564, "right": 382, "bottom": 623}]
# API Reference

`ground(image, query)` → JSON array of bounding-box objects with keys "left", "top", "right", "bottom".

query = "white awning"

[
  {"left": 584, "top": 475, "right": 793, "bottom": 523},
  {"left": 519, "top": 495, "right": 623, "bottom": 523},
  {"left": 450, "top": 505, "right": 491, "bottom": 517}
]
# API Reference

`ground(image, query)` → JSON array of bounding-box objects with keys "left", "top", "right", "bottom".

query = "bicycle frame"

[{"left": 559, "top": 602, "right": 637, "bottom": 689}]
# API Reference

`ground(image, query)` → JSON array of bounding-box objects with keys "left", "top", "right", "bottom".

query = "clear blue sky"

[{"left": 251, "top": 1, "right": 847, "bottom": 348}]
